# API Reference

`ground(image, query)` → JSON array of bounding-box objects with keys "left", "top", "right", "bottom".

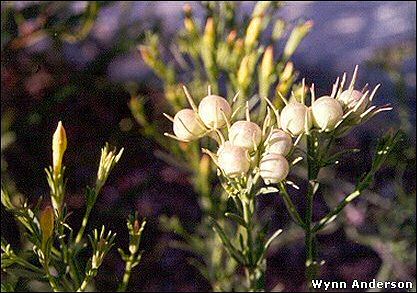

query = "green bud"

[{"left": 283, "top": 20, "right": 313, "bottom": 61}]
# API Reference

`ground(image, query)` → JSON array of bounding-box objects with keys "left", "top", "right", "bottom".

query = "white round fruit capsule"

[
  {"left": 198, "top": 95, "right": 232, "bottom": 128},
  {"left": 173, "top": 109, "right": 206, "bottom": 141},
  {"left": 217, "top": 142, "right": 250, "bottom": 177},
  {"left": 311, "top": 96, "right": 343, "bottom": 130},
  {"left": 280, "top": 102, "right": 311, "bottom": 136},
  {"left": 266, "top": 129, "right": 293, "bottom": 156},
  {"left": 259, "top": 153, "right": 289, "bottom": 184},
  {"left": 339, "top": 89, "right": 367, "bottom": 114},
  {"left": 229, "top": 121, "right": 262, "bottom": 151}
]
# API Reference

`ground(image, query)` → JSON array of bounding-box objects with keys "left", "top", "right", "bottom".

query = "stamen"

[{"left": 182, "top": 85, "right": 198, "bottom": 112}]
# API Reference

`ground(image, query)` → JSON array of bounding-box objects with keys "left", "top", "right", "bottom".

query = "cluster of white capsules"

[
  {"left": 164, "top": 66, "right": 391, "bottom": 186},
  {"left": 279, "top": 65, "right": 392, "bottom": 137},
  {"left": 164, "top": 86, "right": 295, "bottom": 186}
]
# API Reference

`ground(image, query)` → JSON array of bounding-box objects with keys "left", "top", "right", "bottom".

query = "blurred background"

[{"left": 1, "top": 1, "right": 416, "bottom": 292}]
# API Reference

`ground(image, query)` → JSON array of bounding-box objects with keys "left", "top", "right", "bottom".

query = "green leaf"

[
  {"left": 357, "top": 130, "right": 405, "bottom": 192},
  {"left": 322, "top": 148, "right": 360, "bottom": 167},
  {"left": 118, "top": 248, "right": 128, "bottom": 261},
  {"left": 313, "top": 130, "right": 405, "bottom": 233},
  {"left": 85, "top": 186, "right": 97, "bottom": 208},
  {"left": 255, "top": 187, "right": 279, "bottom": 196},
  {"left": 2, "top": 268, "right": 44, "bottom": 280},
  {"left": 263, "top": 229, "right": 283, "bottom": 251},
  {"left": 211, "top": 220, "right": 246, "bottom": 265},
  {"left": 256, "top": 229, "right": 283, "bottom": 265},
  {"left": 224, "top": 212, "right": 247, "bottom": 228},
  {"left": 187, "top": 257, "right": 209, "bottom": 281},
  {"left": 1, "top": 282, "right": 15, "bottom": 292}
]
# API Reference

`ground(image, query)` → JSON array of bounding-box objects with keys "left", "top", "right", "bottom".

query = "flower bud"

[
  {"left": 133, "top": 219, "right": 141, "bottom": 235},
  {"left": 227, "top": 30, "right": 237, "bottom": 45},
  {"left": 259, "top": 46, "right": 275, "bottom": 98},
  {"left": 183, "top": 3, "right": 192, "bottom": 17},
  {"left": 260, "top": 153, "right": 289, "bottom": 184},
  {"left": 272, "top": 19, "right": 286, "bottom": 41},
  {"left": 232, "top": 38, "right": 244, "bottom": 56},
  {"left": 260, "top": 45, "right": 274, "bottom": 80},
  {"left": 40, "top": 206, "right": 55, "bottom": 243},
  {"left": 173, "top": 109, "right": 206, "bottom": 141},
  {"left": 252, "top": 1, "right": 272, "bottom": 17},
  {"left": 283, "top": 20, "right": 313, "bottom": 60},
  {"left": 339, "top": 89, "right": 367, "bottom": 114},
  {"left": 312, "top": 96, "right": 343, "bottom": 130},
  {"left": 280, "top": 62, "right": 294, "bottom": 82},
  {"left": 184, "top": 18, "right": 197, "bottom": 34},
  {"left": 96, "top": 144, "right": 124, "bottom": 193},
  {"left": 139, "top": 45, "right": 155, "bottom": 68},
  {"left": 198, "top": 95, "right": 232, "bottom": 128},
  {"left": 217, "top": 142, "right": 250, "bottom": 177},
  {"left": 237, "top": 55, "right": 250, "bottom": 88},
  {"left": 199, "top": 154, "right": 211, "bottom": 179},
  {"left": 280, "top": 102, "right": 312, "bottom": 136},
  {"left": 203, "top": 17, "right": 215, "bottom": 48},
  {"left": 266, "top": 129, "right": 293, "bottom": 156},
  {"left": 52, "top": 121, "right": 67, "bottom": 176},
  {"left": 244, "top": 16, "right": 263, "bottom": 50},
  {"left": 229, "top": 121, "right": 262, "bottom": 151}
]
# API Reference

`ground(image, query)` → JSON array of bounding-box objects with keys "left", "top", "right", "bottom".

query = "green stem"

[
  {"left": 305, "top": 134, "right": 319, "bottom": 291},
  {"left": 313, "top": 164, "right": 378, "bottom": 233},
  {"left": 77, "top": 268, "right": 98, "bottom": 292},
  {"left": 242, "top": 199, "right": 253, "bottom": 258},
  {"left": 56, "top": 213, "right": 82, "bottom": 287},
  {"left": 245, "top": 267, "right": 257, "bottom": 292},
  {"left": 242, "top": 192, "right": 263, "bottom": 292},
  {"left": 278, "top": 182, "right": 306, "bottom": 228},
  {"left": 14, "top": 257, "right": 45, "bottom": 274},
  {"left": 43, "top": 259, "right": 61, "bottom": 292},
  {"left": 305, "top": 182, "right": 316, "bottom": 291},
  {"left": 117, "top": 254, "right": 135, "bottom": 292},
  {"left": 77, "top": 276, "right": 92, "bottom": 292},
  {"left": 313, "top": 190, "right": 361, "bottom": 233},
  {"left": 75, "top": 206, "right": 93, "bottom": 244}
]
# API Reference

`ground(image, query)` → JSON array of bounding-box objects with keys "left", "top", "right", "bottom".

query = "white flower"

[
  {"left": 229, "top": 121, "right": 262, "bottom": 151},
  {"left": 311, "top": 96, "right": 343, "bottom": 130},
  {"left": 259, "top": 153, "right": 289, "bottom": 184},
  {"left": 217, "top": 142, "right": 250, "bottom": 177},
  {"left": 280, "top": 102, "right": 311, "bottom": 136},
  {"left": 266, "top": 129, "right": 293, "bottom": 156},
  {"left": 338, "top": 89, "right": 367, "bottom": 114},
  {"left": 173, "top": 109, "right": 206, "bottom": 141},
  {"left": 198, "top": 95, "right": 232, "bottom": 128}
]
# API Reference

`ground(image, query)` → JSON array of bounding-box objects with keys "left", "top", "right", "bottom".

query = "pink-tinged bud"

[
  {"left": 339, "top": 89, "right": 367, "bottom": 114},
  {"left": 227, "top": 30, "right": 237, "bottom": 45},
  {"left": 198, "top": 95, "right": 231, "bottom": 128},
  {"left": 280, "top": 102, "right": 312, "bottom": 136},
  {"left": 133, "top": 219, "right": 141, "bottom": 235},
  {"left": 312, "top": 96, "right": 343, "bottom": 130},
  {"left": 260, "top": 153, "right": 289, "bottom": 184},
  {"left": 229, "top": 121, "right": 262, "bottom": 151},
  {"left": 217, "top": 142, "right": 250, "bottom": 177},
  {"left": 173, "top": 109, "right": 206, "bottom": 141},
  {"left": 266, "top": 129, "right": 293, "bottom": 156}
]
